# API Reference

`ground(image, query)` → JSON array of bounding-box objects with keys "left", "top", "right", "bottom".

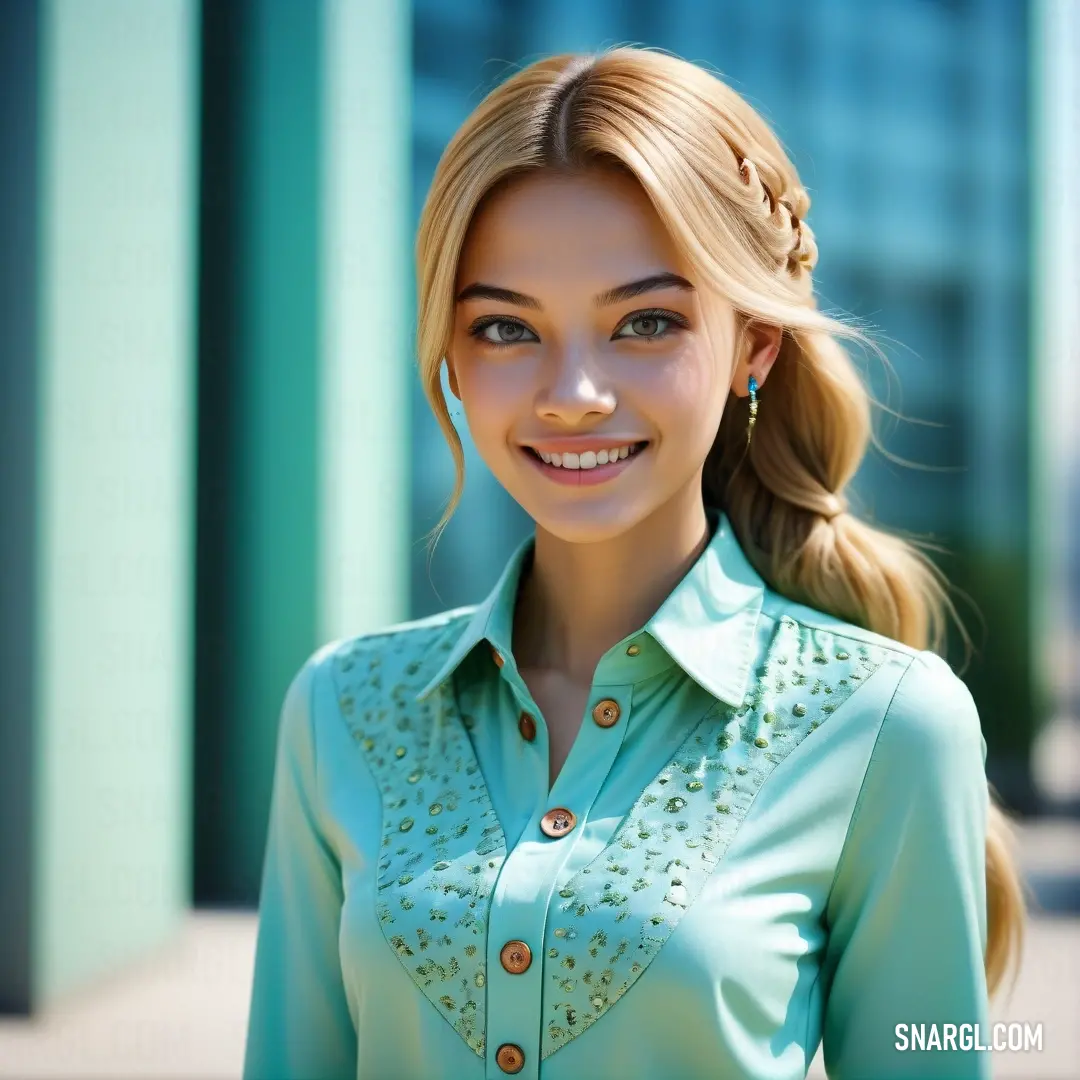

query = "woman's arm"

[
  {"left": 243, "top": 653, "right": 357, "bottom": 1080},
  {"left": 820, "top": 650, "right": 992, "bottom": 1079}
]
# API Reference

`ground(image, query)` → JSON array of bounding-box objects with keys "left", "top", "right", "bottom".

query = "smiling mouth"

[{"left": 524, "top": 441, "right": 649, "bottom": 470}]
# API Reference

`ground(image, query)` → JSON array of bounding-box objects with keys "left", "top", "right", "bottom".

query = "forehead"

[{"left": 456, "top": 167, "right": 688, "bottom": 286}]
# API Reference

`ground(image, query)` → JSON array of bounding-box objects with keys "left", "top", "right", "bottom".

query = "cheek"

[
  {"left": 455, "top": 359, "right": 526, "bottom": 446},
  {"left": 638, "top": 349, "right": 728, "bottom": 438}
]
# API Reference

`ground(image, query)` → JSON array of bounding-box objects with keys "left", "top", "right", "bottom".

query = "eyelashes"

[{"left": 466, "top": 307, "right": 690, "bottom": 350}]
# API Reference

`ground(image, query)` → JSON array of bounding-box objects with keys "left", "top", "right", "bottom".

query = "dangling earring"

[{"left": 746, "top": 375, "right": 759, "bottom": 446}]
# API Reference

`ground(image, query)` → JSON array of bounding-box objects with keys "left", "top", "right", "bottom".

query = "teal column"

[
  {"left": 194, "top": 0, "right": 412, "bottom": 903},
  {"left": 4, "top": 0, "right": 200, "bottom": 1011},
  {"left": 197, "top": 0, "right": 325, "bottom": 903},
  {"left": 318, "top": 0, "right": 412, "bottom": 642},
  {"left": 0, "top": 0, "right": 41, "bottom": 1014},
  {"left": 232, "top": 0, "right": 325, "bottom": 899}
]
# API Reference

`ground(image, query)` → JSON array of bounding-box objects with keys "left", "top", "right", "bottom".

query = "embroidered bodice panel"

[{"left": 328, "top": 607, "right": 898, "bottom": 1062}]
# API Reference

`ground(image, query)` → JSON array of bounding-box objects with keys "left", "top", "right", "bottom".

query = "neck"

[{"left": 512, "top": 483, "right": 713, "bottom": 686}]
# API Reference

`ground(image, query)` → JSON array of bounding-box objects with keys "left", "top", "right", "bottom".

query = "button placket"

[
  {"left": 545, "top": 685, "right": 630, "bottom": 808},
  {"left": 484, "top": 682, "right": 632, "bottom": 1079},
  {"left": 510, "top": 684, "right": 549, "bottom": 803}
]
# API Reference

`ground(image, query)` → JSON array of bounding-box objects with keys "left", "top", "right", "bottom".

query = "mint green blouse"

[{"left": 243, "top": 508, "right": 991, "bottom": 1080}]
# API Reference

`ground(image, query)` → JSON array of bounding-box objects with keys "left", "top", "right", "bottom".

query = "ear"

[{"left": 735, "top": 322, "right": 782, "bottom": 397}]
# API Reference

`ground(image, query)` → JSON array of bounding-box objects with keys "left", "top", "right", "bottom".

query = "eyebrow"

[{"left": 454, "top": 271, "right": 695, "bottom": 310}]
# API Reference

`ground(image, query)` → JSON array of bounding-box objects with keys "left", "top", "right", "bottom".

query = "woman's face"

[{"left": 446, "top": 166, "right": 769, "bottom": 545}]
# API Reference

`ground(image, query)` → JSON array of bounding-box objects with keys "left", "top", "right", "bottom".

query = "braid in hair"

[{"left": 733, "top": 155, "right": 818, "bottom": 281}]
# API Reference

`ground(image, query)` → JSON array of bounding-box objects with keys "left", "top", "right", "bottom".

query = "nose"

[{"left": 535, "top": 347, "right": 616, "bottom": 425}]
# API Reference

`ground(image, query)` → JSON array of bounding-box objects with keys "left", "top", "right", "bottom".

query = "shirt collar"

[{"left": 414, "top": 506, "right": 765, "bottom": 709}]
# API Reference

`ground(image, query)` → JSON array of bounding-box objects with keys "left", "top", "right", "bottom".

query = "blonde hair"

[{"left": 414, "top": 44, "right": 1025, "bottom": 997}]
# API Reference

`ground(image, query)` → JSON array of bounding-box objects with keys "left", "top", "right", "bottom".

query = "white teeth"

[{"left": 535, "top": 443, "right": 643, "bottom": 469}]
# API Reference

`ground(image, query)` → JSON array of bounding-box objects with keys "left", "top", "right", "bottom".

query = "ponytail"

[{"left": 705, "top": 325, "right": 1027, "bottom": 998}]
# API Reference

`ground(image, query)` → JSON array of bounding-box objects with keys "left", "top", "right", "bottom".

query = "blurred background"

[{"left": 1, "top": 0, "right": 1077, "bottom": 1077}]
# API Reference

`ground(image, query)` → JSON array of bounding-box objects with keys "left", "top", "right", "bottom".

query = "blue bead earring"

[{"left": 746, "top": 375, "right": 759, "bottom": 447}]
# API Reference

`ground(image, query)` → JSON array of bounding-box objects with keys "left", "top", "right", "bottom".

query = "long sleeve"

[
  {"left": 821, "top": 650, "right": 991, "bottom": 1079},
  {"left": 243, "top": 654, "right": 357, "bottom": 1080}
]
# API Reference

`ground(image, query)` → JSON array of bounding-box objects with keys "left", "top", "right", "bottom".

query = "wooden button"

[
  {"left": 592, "top": 698, "right": 621, "bottom": 728},
  {"left": 540, "top": 807, "right": 576, "bottom": 838},
  {"left": 496, "top": 1043, "right": 525, "bottom": 1073},
  {"left": 518, "top": 711, "right": 536, "bottom": 742},
  {"left": 626, "top": 643, "right": 641, "bottom": 656},
  {"left": 491, "top": 647, "right": 505, "bottom": 669},
  {"left": 500, "top": 940, "right": 532, "bottom": 974}
]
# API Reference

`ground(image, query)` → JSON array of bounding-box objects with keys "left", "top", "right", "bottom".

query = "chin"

[{"left": 521, "top": 498, "right": 654, "bottom": 545}]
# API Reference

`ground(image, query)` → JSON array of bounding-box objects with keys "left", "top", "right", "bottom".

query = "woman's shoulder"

[
  {"left": 273, "top": 605, "right": 482, "bottom": 767},
  {"left": 280, "top": 604, "right": 480, "bottom": 734},
  {"left": 759, "top": 586, "right": 919, "bottom": 660},
  {"left": 757, "top": 586, "right": 983, "bottom": 756},
  {"left": 300, "top": 604, "right": 478, "bottom": 677}
]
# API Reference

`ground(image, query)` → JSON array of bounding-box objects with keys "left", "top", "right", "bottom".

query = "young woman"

[{"left": 243, "top": 45, "right": 1025, "bottom": 1080}]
